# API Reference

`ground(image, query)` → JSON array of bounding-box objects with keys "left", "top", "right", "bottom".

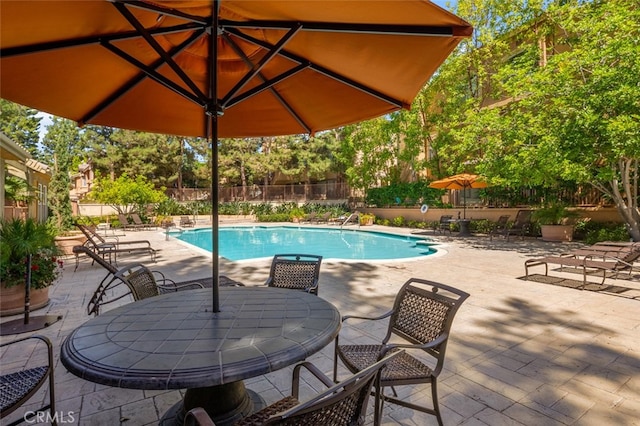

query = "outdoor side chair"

[
  {"left": 1, "top": 335, "right": 56, "bottom": 426},
  {"left": 265, "top": 254, "right": 323, "bottom": 295},
  {"left": 184, "top": 351, "right": 402, "bottom": 426},
  {"left": 433, "top": 215, "right": 453, "bottom": 235},
  {"left": 333, "top": 278, "right": 470, "bottom": 426},
  {"left": 505, "top": 209, "right": 533, "bottom": 241},
  {"left": 489, "top": 215, "right": 511, "bottom": 241}
]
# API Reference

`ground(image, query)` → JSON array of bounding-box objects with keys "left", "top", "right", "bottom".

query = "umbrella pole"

[{"left": 209, "top": 0, "right": 220, "bottom": 312}]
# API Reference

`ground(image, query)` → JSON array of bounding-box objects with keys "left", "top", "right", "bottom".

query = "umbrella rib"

[
  {"left": 223, "top": 20, "right": 469, "bottom": 38},
  {"left": 0, "top": 23, "right": 203, "bottom": 58},
  {"left": 222, "top": 34, "right": 311, "bottom": 134},
  {"left": 113, "top": 2, "right": 208, "bottom": 103},
  {"left": 225, "top": 64, "right": 309, "bottom": 110},
  {"left": 101, "top": 42, "right": 205, "bottom": 109},
  {"left": 116, "top": 0, "right": 209, "bottom": 26},
  {"left": 79, "top": 29, "right": 206, "bottom": 126},
  {"left": 224, "top": 27, "right": 405, "bottom": 109},
  {"left": 221, "top": 23, "right": 303, "bottom": 108}
]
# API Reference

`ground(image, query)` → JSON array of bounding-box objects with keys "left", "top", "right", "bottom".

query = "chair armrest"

[
  {"left": 342, "top": 310, "right": 394, "bottom": 322},
  {"left": 184, "top": 407, "right": 216, "bottom": 426},
  {"left": 380, "top": 333, "right": 449, "bottom": 356},
  {"left": 291, "top": 361, "right": 336, "bottom": 399}
]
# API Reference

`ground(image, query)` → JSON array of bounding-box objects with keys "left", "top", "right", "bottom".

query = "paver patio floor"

[{"left": 2, "top": 223, "right": 639, "bottom": 426}]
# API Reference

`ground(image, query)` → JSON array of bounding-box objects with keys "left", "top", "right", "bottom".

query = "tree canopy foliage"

[{"left": 89, "top": 174, "right": 167, "bottom": 215}]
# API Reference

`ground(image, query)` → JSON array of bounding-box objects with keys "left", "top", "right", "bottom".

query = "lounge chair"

[
  {"left": 75, "top": 223, "right": 157, "bottom": 268},
  {"left": 265, "top": 254, "right": 323, "bottom": 295},
  {"left": 185, "top": 351, "right": 402, "bottom": 426},
  {"left": 74, "top": 246, "right": 241, "bottom": 316},
  {"left": 524, "top": 247, "right": 640, "bottom": 286},
  {"left": 312, "top": 211, "right": 332, "bottom": 224},
  {"left": 180, "top": 215, "right": 195, "bottom": 227},
  {"left": 117, "top": 213, "right": 145, "bottom": 231},
  {"left": 131, "top": 213, "right": 155, "bottom": 230}
]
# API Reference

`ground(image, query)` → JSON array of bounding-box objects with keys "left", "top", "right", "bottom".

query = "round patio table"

[{"left": 60, "top": 287, "right": 340, "bottom": 425}]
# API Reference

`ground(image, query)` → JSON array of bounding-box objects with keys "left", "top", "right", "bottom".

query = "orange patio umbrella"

[
  {"left": 0, "top": 0, "right": 472, "bottom": 310},
  {"left": 429, "top": 173, "right": 487, "bottom": 219}
]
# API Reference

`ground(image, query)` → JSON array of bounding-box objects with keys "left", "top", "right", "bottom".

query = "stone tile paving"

[{"left": 1, "top": 224, "right": 639, "bottom": 426}]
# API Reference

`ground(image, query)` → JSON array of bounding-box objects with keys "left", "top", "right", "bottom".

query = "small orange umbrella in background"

[{"left": 429, "top": 173, "right": 488, "bottom": 219}]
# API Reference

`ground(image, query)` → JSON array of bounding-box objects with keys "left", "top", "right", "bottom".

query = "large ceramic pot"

[
  {"left": 0, "top": 282, "right": 50, "bottom": 316},
  {"left": 54, "top": 234, "right": 87, "bottom": 256},
  {"left": 540, "top": 225, "right": 574, "bottom": 242}
]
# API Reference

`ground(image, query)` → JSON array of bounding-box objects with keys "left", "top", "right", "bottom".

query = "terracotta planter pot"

[
  {"left": 55, "top": 234, "right": 87, "bottom": 256},
  {"left": 0, "top": 282, "right": 50, "bottom": 317},
  {"left": 540, "top": 225, "right": 574, "bottom": 242}
]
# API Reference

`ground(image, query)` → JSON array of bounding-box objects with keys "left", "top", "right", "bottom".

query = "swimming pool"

[{"left": 174, "top": 226, "right": 437, "bottom": 261}]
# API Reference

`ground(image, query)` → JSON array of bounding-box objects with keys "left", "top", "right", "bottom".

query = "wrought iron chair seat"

[
  {"left": 265, "top": 254, "right": 323, "bottom": 295},
  {"left": 334, "top": 278, "right": 469, "bottom": 426},
  {"left": 0, "top": 335, "right": 56, "bottom": 426}
]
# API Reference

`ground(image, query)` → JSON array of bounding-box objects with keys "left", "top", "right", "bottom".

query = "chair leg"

[{"left": 431, "top": 380, "right": 443, "bottom": 426}]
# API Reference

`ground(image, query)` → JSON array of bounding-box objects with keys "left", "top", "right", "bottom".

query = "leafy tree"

[
  {"left": 89, "top": 174, "right": 167, "bottom": 215},
  {"left": 41, "top": 117, "right": 80, "bottom": 232},
  {"left": 0, "top": 99, "right": 42, "bottom": 157}
]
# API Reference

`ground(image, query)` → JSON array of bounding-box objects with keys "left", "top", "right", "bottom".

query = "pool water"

[{"left": 174, "top": 226, "right": 436, "bottom": 261}]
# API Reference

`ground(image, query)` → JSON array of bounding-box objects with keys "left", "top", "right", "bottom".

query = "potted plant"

[
  {"left": 532, "top": 203, "right": 580, "bottom": 242},
  {"left": 289, "top": 207, "right": 306, "bottom": 223},
  {"left": 359, "top": 213, "right": 375, "bottom": 226},
  {"left": 0, "top": 218, "right": 64, "bottom": 316}
]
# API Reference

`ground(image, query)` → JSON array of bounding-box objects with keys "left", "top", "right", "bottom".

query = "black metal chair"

[
  {"left": 505, "top": 209, "right": 533, "bottom": 241},
  {"left": 1, "top": 335, "right": 56, "bottom": 426},
  {"left": 114, "top": 264, "right": 204, "bottom": 302},
  {"left": 184, "top": 351, "right": 402, "bottom": 426},
  {"left": 433, "top": 215, "right": 453, "bottom": 235},
  {"left": 333, "top": 278, "right": 469, "bottom": 426},
  {"left": 265, "top": 254, "right": 323, "bottom": 295},
  {"left": 489, "top": 214, "right": 511, "bottom": 241},
  {"left": 75, "top": 223, "right": 156, "bottom": 269}
]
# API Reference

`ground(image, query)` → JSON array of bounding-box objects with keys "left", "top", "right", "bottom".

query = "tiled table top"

[{"left": 61, "top": 287, "right": 341, "bottom": 390}]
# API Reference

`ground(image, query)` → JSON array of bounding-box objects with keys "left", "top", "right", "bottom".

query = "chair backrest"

[
  {"left": 131, "top": 213, "right": 144, "bottom": 225},
  {"left": 118, "top": 214, "right": 131, "bottom": 226},
  {"left": 439, "top": 215, "right": 453, "bottom": 224},
  {"left": 184, "top": 352, "right": 402, "bottom": 426},
  {"left": 618, "top": 247, "right": 640, "bottom": 267},
  {"left": 495, "top": 215, "right": 510, "bottom": 228},
  {"left": 513, "top": 210, "right": 533, "bottom": 228},
  {"left": 75, "top": 223, "right": 104, "bottom": 246},
  {"left": 267, "top": 351, "right": 402, "bottom": 425},
  {"left": 385, "top": 278, "right": 469, "bottom": 376},
  {"left": 267, "top": 254, "right": 323, "bottom": 295},
  {"left": 114, "top": 264, "right": 161, "bottom": 300}
]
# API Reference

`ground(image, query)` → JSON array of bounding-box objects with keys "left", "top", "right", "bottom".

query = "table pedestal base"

[{"left": 160, "top": 381, "right": 265, "bottom": 426}]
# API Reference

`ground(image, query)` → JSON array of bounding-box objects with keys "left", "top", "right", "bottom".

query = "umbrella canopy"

[
  {"left": 429, "top": 173, "right": 487, "bottom": 218},
  {"left": 1, "top": 1, "right": 472, "bottom": 310},
  {"left": 0, "top": 0, "right": 471, "bottom": 138}
]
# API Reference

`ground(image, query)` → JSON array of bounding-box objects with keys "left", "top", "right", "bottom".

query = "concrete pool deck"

[{"left": 1, "top": 223, "right": 639, "bottom": 425}]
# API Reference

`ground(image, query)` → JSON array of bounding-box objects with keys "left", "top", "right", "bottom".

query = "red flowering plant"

[{"left": 0, "top": 218, "right": 63, "bottom": 289}]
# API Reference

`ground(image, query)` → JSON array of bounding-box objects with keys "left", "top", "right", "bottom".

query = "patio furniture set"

[{"left": 2, "top": 240, "right": 469, "bottom": 426}]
